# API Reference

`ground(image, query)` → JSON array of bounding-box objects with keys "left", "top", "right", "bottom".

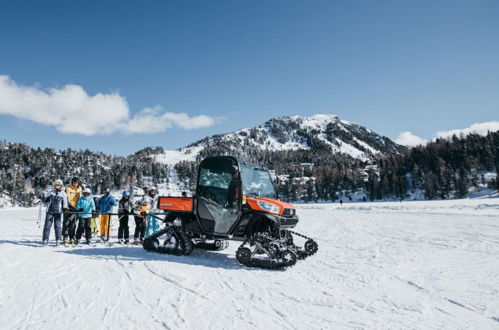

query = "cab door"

[{"left": 196, "top": 157, "right": 241, "bottom": 235}]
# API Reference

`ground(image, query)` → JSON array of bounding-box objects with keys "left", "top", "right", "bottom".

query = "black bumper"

[{"left": 263, "top": 213, "right": 299, "bottom": 229}]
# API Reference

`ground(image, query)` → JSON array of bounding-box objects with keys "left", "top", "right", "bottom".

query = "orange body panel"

[
  {"left": 246, "top": 197, "right": 295, "bottom": 216},
  {"left": 158, "top": 196, "right": 193, "bottom": 212}
]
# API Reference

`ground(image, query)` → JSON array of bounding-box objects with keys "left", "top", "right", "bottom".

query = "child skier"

[
  {"left": 145, "top": 187, "right": 159, "bottom": 237},
  {"left": 41, "top": 179, "right": 68, "bottom": 246},
  {"left": 99, "top": 188, "right": 116, "bottom": 242},
  {"left": 133, "top": 198, "right": 150, "bottom": 245},
  {"left": 75, "top": 188, "right": 96, "bottom": 245},
  {"left": 117, "top": 190, "right": 132, "bottom": 244},
  {"left": 63, "top": 177, "right": 82, "bottom": 246}
]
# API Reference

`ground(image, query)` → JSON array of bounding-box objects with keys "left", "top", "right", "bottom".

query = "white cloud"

[
  {"left": 394, "top": 131, "right": 428, "bottom": 147},
  {"left": 436, "top": 121, "right": 499, "bottom": 139},
  {"left": 394, "top": 121, "right": 499, "bottom": 147},
  {"left": 122, "top": 107, "right": 216, "bottom": 134},
  {"left": 0, "top": 75, "right": 216, "bottom": 135}
]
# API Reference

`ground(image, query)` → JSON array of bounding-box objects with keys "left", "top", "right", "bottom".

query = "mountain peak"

[{"left": 167, "top": 114, "right": 403, "bottom": 166}]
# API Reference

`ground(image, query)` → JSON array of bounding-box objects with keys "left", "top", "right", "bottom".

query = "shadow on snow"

[
  {"left": 0, "top": 239, "right": 282, "bottom": 271},
  {"left": 0, "top": 239, "right": 43, "bottom": 248},
  {"left": 58, "top": 245, "right": 248, "bottom": 270}
]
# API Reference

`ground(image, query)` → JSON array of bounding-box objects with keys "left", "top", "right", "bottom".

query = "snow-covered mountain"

[{"left": 154, "top": 114, "right": 403, "bottom": 165}]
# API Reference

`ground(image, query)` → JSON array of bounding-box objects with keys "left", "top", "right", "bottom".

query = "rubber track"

[
  {"left": 143, "top": 227, "right": 193, "bottom": 256},
  {"left": 235, "top": 248, "right": 291, "bottom": 269},
  {"left": 234, "top": 231, "right": 319, "bottom": 269}
]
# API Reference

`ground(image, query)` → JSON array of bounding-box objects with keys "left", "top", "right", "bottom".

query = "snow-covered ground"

[{"left": 1, "top": 199, "right": 498, "bottom": 329}]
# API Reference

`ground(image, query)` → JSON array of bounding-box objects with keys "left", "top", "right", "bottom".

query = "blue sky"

[{"left": 1, "top": 0, "right": 498, "bottom": 155}]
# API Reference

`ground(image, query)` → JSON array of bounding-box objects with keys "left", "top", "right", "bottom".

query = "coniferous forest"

[
  {"left": 0, "top": 131, "right": 498, "bottom": 207},
  {"left": 175, "top": 132, "right": 499, "bottom": 202}
]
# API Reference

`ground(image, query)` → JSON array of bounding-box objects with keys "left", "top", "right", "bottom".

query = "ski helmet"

[
  {"left": 149, "top": 187, "right": 157, "bottom": 192},
  {"left": 122, "top": 190, "right": 130, "bottom": 197},
  {"left": 83, "top": 188, "right": 92, "bottom": 194},
  {"left": 53, "top": 179, "right": 63, "bottom": 186},
  {"left": 104, "top": 188, "right": 111, "bottom": 194}
]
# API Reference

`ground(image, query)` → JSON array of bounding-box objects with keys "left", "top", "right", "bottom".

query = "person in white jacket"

[{"left": 145, "top": 187, "right": 159, "bottom": 237}]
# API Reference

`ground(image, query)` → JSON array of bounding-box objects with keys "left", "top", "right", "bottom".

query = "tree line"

[
  {"left": 0, "top": 142, "right": 170, "bottom": 206},
  {"left": 175, "top": 131, "right": 499, "bottom": 202},
  {"left": 1, "top": 131, "right": 498, "bottom": 206}
]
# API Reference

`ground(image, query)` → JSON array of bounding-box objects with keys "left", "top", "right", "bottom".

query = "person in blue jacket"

[
  {"left": 75, "top": 188, "right": 96, "bottom": 245},
  {"left": 98, "top": 188, "right": 116, "bottom": 241},
  {"left": 42, "top": 179, "right": 68, "bottom": 246}
]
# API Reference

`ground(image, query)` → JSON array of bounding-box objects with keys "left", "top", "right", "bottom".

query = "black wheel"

[
  {"left": 281, "top": 250, "right": 297, "bottom": 267},
  {"left": 304, "top": 240, "right": 318, "bottom": 255},
  {"left": 236, "top": 247, "right": 252, "bottom": 265},
  {"left": 213, "top": 239, "right": 228, "bottom": 250},
  {"left": 268, "top": 244, "right": 280, "bottom": 259},
  {"left": 143, "top": 237, "right": 159, "bottom": 251},
  {"left": 162, "top": 230, "right": 179, "bottom": 249},
  {"left": 153, "top": 238, "right": 160, "bottom": 249}
]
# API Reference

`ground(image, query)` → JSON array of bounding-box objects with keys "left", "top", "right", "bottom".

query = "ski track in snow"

[{"left": 0, "top": 199, "right": 498, "bottom": 329}]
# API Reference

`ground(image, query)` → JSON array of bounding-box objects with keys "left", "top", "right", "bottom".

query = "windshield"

[{"left": 240, "top": 163, "right": 276, "bottom": 199}]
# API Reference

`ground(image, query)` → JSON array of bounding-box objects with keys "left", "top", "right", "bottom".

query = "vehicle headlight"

[{"left": 257, "top": 201, "right": 281, "bottom": 214}]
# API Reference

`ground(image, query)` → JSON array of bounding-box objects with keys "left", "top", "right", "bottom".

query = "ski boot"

[
  {"left": 74, "top": 239, "right": 79, "bottom": 247},
  {"left": 63, "top": 238, "right": 69, "bottom": 247},
  {"left": 55, "top": 240, "right": 61, "bottom": 247},
  {"left": 124, "top": 239, "right": 129, "bottom": 245},
  {"left": 42, "top": 240, "right": 48, "bottom": 247}
]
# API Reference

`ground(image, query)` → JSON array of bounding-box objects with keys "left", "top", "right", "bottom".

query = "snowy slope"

[
  {"left": 153, "top": 145, "right": 204, "bottom": 166},
  {"left": 1, "top": 199, "right": 498, "bottom": 329},
  {"left": 0, "top": 195, "right": 15, "bottom": 208}
]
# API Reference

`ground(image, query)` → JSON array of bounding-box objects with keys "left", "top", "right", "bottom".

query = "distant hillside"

[{"left": 0, "top": 114, "right": 498, "bottom": 207}]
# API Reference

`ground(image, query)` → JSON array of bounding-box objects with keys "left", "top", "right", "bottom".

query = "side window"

[{"left": 198, "top": 168, "right": 232, "bottom": 205}]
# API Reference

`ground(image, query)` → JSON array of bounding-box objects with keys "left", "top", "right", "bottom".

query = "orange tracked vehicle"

[{"left": 143, "top": 156, "right": 318, "bottom": 269}]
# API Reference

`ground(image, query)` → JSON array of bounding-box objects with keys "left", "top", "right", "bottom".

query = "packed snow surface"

[
  {"left": 154, "top": 145, "right": 204, "bottom": 166},
  {"left": 1, "top": 199, "right": 498, "bottom": 329}
]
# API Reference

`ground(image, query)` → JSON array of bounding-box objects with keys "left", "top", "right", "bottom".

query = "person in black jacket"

[{"left": 117, "top": 190, "right": 132, "bottom": 244}]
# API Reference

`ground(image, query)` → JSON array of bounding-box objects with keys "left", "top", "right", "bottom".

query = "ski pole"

[
  {"left": 107, "top": 213, "right": 112, "bottom": 242},
  {"left": 37, "top": 202, "right": 43, "bottom": 229}
]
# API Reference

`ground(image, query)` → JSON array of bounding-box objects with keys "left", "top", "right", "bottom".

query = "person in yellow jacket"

[{"left": 63, "top": 177, "right": 82, "bottom": 245}]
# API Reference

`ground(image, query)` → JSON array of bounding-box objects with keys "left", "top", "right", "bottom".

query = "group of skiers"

[{"left": 41, "top": 177, "right": 160, "bottom": 247}]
